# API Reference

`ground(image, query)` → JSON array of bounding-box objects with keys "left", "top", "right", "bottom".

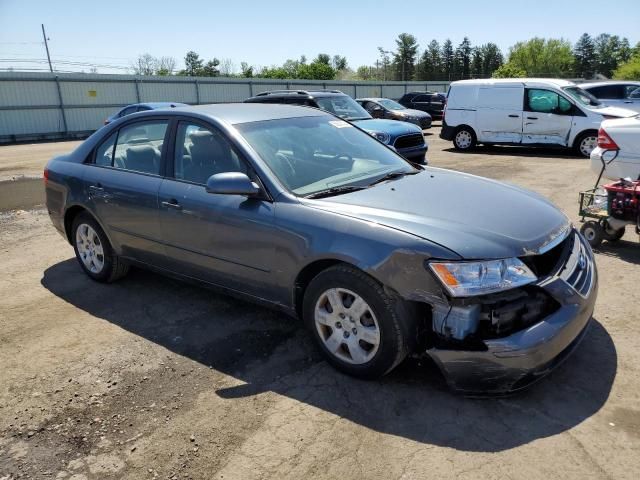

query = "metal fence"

[{"left": 0, "top": 72, "right": 451, "bottom": 143}]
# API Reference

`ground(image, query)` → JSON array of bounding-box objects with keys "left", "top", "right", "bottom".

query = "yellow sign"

[{"left": 88, "top": 90, "right": 97, "bottom": 97}]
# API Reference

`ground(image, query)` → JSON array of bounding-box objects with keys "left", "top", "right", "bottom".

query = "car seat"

[{"left": 124, "top": 145, "right": 160, "bottom": 174}]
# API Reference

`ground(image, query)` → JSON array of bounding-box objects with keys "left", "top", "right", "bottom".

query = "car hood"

[
  {"left": 353, "top": 118, "right": 422, "bottom": 135},
  {"left": 586, "top": 105, "right": 637, "bottom": 118},
  {"left": 392, "top": 108, "right": 432, "bottom": 119},
  {"left": 302, "top": 169, "right": 570, "bottom": 260}
]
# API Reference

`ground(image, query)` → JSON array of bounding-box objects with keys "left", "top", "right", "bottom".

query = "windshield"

[
  {"left": 377, "top": 99, "right": 406, "bottom": 110},
  {"left": 563, "top": 87, "right": 603, "bottom": 108},
  {"left": 314, "top": 96, "right": 372, "bottom": 120},
  {"left": 237, "top": 115, "right": 416, "bottom": 197}
]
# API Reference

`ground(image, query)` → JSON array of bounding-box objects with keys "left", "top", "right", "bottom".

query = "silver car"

[{"left": 581, "top": 81, "right": 640, "bottom": 113}]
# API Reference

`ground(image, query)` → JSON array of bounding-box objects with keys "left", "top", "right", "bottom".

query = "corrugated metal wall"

[{"left": 0, "top": 72, "right": 450, "bottom": 142}]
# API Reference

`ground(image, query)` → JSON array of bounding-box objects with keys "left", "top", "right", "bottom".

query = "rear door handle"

[
  {"left": 508, "top": 114, "right": 520, "bottom": 118},
  {"left": 88, "top": 184, "right": 104, "bottom": 193},
  {"left": 527, "top": 116, "right": 538, "bottom": 120},
  {"left": 162, "top": 199, "right": 183, "bottom": 210}
]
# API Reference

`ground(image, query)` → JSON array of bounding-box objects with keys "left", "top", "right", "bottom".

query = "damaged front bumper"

[{"left": 426, "top": 230, "right": 598, "bottom": 394}]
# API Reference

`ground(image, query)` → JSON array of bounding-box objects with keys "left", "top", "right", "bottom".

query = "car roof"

[
  {"left": 138, "top": 102, "right": 189, "bottom": 108},
  {"left": 450, "top": 78, "right": 576, "bottom": 88},
  {"left": 249, "top": 89, "right": 347, "bottom": 99},
  {"left": 581, "top": 81, "right": 640, "bottom": 89},
  {"left": 161, "top": 102, "right": 329, "bottom": 124}
]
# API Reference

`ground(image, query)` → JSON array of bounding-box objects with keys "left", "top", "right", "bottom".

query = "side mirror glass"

[{"left": 205, "top": 172, "right": 260, "bottom": 196}]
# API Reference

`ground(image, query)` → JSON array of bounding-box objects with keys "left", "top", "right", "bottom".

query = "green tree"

[
  {"left": 470, "top": 47, "right": 483, "bottom": 77},
  {"left": 492, "top": 63, "right": 527, "bottom": 78},
  {"left": 201, "top": 58, "right": 220, "bottom": 77},
  {"left": 593, "top": 34, "right": 631, "bottom": 77},
  {"left": 240, "top": 62, "right": 254, "bottom": 78},
  {"left": 613, "top": 53, "right": 640, "bottom": 80},
  {"left": 507, "top": 37, "right": 574, "bottom": 77},
  {"left": 454, "top": 37, "right": 473, "bottom": 79},
  {"left": 182, "top": 51, "right": 203, "bottom": 76},
  {"left": 332, "top": 55, "right": 348, "bottom": 71},
  {"left": 574, "top": 33, "right": 596, "bottom": 78},
  {"left": 441, "top": 39, "right": 455, "bottom": 79},
  {"left": 392, "top": 33, "right": 419, "bottom": 80},
  {"left": 315, "top": 53, "right": 331, "bottom": 65},
  {"left": 480, "top": 43, "right": 503, "bottom": 76},
  {"left": 297, "top": 61, "right": 336, "bottom": 80}
]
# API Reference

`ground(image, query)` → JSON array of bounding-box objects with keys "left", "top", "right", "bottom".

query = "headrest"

[
  {"left": 126, "top": 145, "right": 157, "bottom": 160},
  {"left": 189, "top": 130, "right": 214, "bottom": 145}
]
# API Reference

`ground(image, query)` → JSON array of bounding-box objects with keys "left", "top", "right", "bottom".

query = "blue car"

[
  {"left": 244, "top": 90, "right": 428, "bottom": 163},
  {"left": 104, "top": 102, "right": 188, "bottom": 125},
  {"left": 44, "top": 103, "right": 595, "bottom": 392}
]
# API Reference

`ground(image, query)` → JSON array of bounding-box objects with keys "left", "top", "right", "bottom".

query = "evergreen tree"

[
  {"left": 480, "top": 43, "right": 503, "bottom": 76},
  {"left": 392, "top": 33, "right": 419, "bottom": 80},
  {"left": 454, "top": 37, "right": 472, "bottom": 79},
  {"left": 574, "top": 33, "right": 596, "bottom": 78},
  {"left": 441, "top": 39, "right": 455, "bottom": 80}
]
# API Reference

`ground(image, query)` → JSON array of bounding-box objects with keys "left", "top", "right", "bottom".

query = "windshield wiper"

[
  {"left": 368, "top": 170, "right": 419, "bottom": 186},
  {"left": 304, "top": 185, "right": 368, "bottom": 199}
]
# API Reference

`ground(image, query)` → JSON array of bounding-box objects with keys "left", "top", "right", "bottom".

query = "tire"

[
  {"left": 580, "top": 221, "right": 604, "bottom": 248},
  {"left": 72, "top": 212, "right": 129, "bottom": 283},
  {"left": 302, "top": 265, "right": 416, "bottom": 379},
  {"left": 574, "top": 131, "right": 598, "bottom": 158},
  {"left": 603, "top": 222, "right": 625, "bottom": 242},
  {"left": 453, "top": 126, "right": 476, "bottom": 151}
]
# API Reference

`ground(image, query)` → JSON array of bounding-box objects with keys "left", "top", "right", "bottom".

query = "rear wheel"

[
  {"left": 575, "top": 131, "right": 598, "bottom": 158},
  {"left": 72, "top": 212, "right": 129, "bottom": 282},
  {"left": 303, "top": 265, "right": 415, "bottom": 379},
  {"left": 453, "top": 127, "right": 476, "bottom": 151},
  {"left": 580, "top": 221, "right": 604, "bottom": 248}
]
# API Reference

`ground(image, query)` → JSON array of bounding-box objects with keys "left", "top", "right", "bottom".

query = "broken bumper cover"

[{"left": 427, "top": 236, "right": 598, "bottom": 394}]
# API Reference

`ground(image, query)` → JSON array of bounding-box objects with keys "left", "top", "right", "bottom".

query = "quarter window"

[
  {"left": 527, "top": 89, "right": 572, "bottom": 115},
  {"left": 95, "top": 132, "right": 117, "bottom": 167},
  {"left": 174, "top": 122, "right": 246, "bottom": 184}
]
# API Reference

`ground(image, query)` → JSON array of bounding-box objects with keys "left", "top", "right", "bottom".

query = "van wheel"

[
  {"left": 453, "top": 127, "right": 476, "bottom": 151},
  {"left": 574, "top": 131, "right": 598, "bottom": 158}
]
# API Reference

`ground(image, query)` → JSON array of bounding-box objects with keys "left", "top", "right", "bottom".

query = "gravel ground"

[{"left": 1, "top": 128, "right": 639, "bottom": 480}]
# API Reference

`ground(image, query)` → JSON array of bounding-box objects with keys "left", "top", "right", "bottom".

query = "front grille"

[
  {"left": 560, "top": 233, "right": 594, "bottom": 297},
  {"left": 521, "top": 232, "right": 571, "bottom": 278},
  {"left": 474, "top": 287, "right": 560, "bottom": 339},
  {"left": 394, "top": 133, "right": 424, "bottom": 150}
]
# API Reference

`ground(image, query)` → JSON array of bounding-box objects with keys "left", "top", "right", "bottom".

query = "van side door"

[
  {"left": 522, "top": 88, "right": 574, "bottom": 146},
  {"left": 475, "top": 86, "right": 524, "bottom": 143}
]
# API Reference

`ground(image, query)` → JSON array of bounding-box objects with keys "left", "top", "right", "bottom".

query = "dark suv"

[
  {"left": 398, "top": 92, "right": 446, "bottom": 119},
  {"left": 245, "top": 90, "right": 427, "bottom": 163}
]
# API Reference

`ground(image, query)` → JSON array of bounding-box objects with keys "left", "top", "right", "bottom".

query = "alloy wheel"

[{"left": 75, "top": 223, "right": 105, "bottom": 274}]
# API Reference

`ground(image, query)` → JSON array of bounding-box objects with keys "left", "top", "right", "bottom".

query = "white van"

[{"left": 440, "top": 78, "right": 637, "bottom": 157}]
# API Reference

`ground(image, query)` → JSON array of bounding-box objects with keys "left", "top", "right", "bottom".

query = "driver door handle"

[
  {"left": 527, "top": 116, "right": 538, "bottom": 120},
  {"left": 508, "top": 114, "right": 520, "bottom": 118},
  {"left": 162, "top": 199, "right": 183, "bottom": 210}
]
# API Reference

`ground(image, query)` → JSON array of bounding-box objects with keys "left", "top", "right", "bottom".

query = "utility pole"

[{"left": 41, "top": 24, "right": 53, "bottom": 72}]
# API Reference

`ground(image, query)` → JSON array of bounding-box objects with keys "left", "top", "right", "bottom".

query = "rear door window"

[
  {"left": 588, "top": 85, "right": 624, "bottom": 99},
  {"left": 93, "top": 121, "right": 169, "bottom": 175}
]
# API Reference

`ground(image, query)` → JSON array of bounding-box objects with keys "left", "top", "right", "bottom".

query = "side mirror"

[{"left": 205, "top": 172, "right": 260, "bottom": 196}]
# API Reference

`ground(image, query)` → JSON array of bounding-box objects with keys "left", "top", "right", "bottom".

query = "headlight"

[
  {"left": 428, "top": 258, "right": 537, "bottom": 297},
  {"left": 369, "top": 131, "right": 391, "bottom": 144}
]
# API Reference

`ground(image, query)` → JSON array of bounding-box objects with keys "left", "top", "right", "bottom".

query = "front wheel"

[
  {"left": 72, "top": 212, "right": 129, "bottom": 282},
  {"left": 453, "top": 127, "right": 476, "bottom": 151},
  {"left": 302, "top": 265, "right": 415, "bottom": 379}
]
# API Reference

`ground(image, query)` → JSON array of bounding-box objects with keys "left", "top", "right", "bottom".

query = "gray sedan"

[{"left": 45, "top": 103, "right": 597, "bottom": 393}]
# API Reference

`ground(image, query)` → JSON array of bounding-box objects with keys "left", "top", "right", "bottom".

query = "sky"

[{"left": 1, "top": 0, "right": 639, "bottom": 74}]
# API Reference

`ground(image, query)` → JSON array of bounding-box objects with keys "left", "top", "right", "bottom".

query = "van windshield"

[{"left": 563, "top": 87, "right": 603, "bottom": 108}]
